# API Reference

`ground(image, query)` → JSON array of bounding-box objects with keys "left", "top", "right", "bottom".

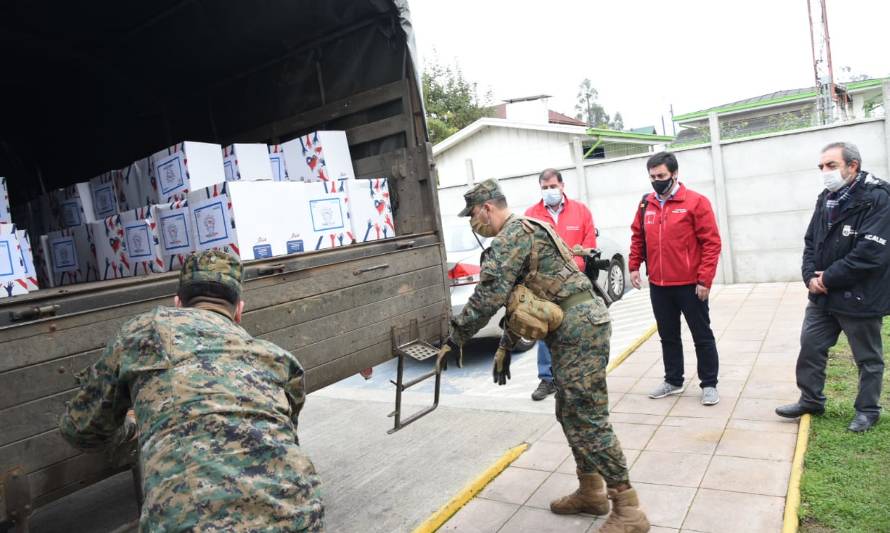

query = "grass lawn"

[{"left": 799, "top": 317, "right": 890, "bottom": 533}]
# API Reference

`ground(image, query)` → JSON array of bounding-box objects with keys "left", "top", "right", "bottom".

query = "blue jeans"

[{"left": 537, "top": 341, "right": 553, "bottom": 382}]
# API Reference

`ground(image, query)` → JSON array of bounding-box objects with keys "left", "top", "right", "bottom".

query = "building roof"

[
  {"left": 549, "top": 110, "right": 586, "bottom": 126},
  {"left": 674, "top": 77, "right": 887, "bottom": 122}
]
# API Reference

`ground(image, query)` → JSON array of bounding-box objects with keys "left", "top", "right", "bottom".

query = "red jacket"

[
  {"left": 525, "top": 196, "right": 596, "bottom": 270},
  {"left": 628, "top": 184, "right": 722, "bottom": 288}
]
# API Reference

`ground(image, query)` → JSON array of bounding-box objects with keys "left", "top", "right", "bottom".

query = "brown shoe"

[
  {"left": 599, "top": 488, "right": 650, "bottom": 533},
  {"left": 549, "top": 471, "right": 609, "bottom": 515}
]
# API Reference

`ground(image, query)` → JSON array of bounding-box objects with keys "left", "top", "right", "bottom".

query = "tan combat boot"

[
  {"left": 599, "top": 488, "right": 650, "bottom": 533},
  {"left": 549, "top": 471, "right": 610, "bottom": 515}
]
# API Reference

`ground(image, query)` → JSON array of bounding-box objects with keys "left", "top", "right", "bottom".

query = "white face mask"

[
  {"left": 822, "top": 169, "right": 846, "bottom": 193},
  {"left": 542, "top": 188, "right": 563, "bottom": 207}
]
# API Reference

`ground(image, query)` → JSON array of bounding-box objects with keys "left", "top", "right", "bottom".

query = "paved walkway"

[{"left": 441, "top": 282, "right": 807, "bottom": 533}]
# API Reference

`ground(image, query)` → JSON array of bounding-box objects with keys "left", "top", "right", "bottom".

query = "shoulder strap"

[
  {"left": 638, "top": 193, "right": 649, "bottom": 262},
  {"left": 517, "top": 216, "right": 577, "bottom": 267},
  {"left": 518, "top": 218, "right": 540, "bottom": 276}
]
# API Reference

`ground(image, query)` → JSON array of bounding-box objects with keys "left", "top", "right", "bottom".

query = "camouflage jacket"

[
  {"left": 451, "top": 215, "right": 610, "bottom": 345},
  {"left": 59, "top": 306, "right": 324, "bottom": 532}
]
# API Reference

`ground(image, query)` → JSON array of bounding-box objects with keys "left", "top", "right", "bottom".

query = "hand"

[
  {"left": 809, "top": 272, "right": 828, "bottom": 295},
  {"left": 492, "top": 346, "right": 512, "bottom": 385},
  {"left": 695, "top": 284, "right": 710, "bottom": 301},
  {"left": 630, "top": 271, "right": 642, "bottom": 290},
  {"left": 436, "top": 338, "right": 461, "bottom": 372}
]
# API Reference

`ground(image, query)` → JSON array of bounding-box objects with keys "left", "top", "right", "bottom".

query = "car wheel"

[
  {"left": 515, "top": 337, "right": 536, "bottom": 352},
  {"left": 607, "top": 257, "right": 626, "bottom": 302}
]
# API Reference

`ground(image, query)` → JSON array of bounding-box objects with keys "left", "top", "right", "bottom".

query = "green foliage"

[{"left": 422, "top": 58, "right": 494, "bottom": 145}]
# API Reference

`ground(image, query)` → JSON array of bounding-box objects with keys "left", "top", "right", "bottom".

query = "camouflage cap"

[
  {"left": 458, "top": 178, "right": 506, "bottom": 217},
  {"left": 179, "top": 250, "right": 243, "bottom": 301}
]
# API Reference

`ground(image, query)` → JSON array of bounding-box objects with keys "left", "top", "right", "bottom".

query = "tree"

[
  {"left": 422, "top": 57, "right": 493, "bottom": 145},
  {"left": 574, "top": 78, "right": 619, "bottom": 129},
  {"left": 610, "top": 112, "right": 624, "bottom": 130}
]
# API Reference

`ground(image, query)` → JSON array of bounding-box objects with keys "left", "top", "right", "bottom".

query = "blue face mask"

[{"left": 542, "top": 188, "right": 563, "bottom": 207}]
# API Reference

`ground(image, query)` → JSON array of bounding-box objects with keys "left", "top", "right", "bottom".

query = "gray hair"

[{"left": 822, "top": 142, "right": 862, "bottom": 170}]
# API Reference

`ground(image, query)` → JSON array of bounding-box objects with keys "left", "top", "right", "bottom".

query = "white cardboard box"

[
  {"left": 119, "top": 158, "right": 150, "bottom": 211},
  {"left": 268, "top": 144, "right": 288, "bottom": 182},
  {"left": 149, "top": 141, "right": 225, "bottom": 204},
  {"left": 281, "top": 131, "right": 355, "bottom": 183},
  {"left": 347, "top": 177, "right": 396, "bottom": 243},
  {"left": 120, "top": 206, "right": 165, "bottom": 275},
  {"left": 153, "top": 199, "right": 196, "bottom": 272},
  {"left": 52, "top": 183, "right": 97, "bottom": 229},
  {"left": 223, "top": 143, "right": 274, "bottom": 182},
  {"left": 45, "top": 224, "right": 98, "bottom": 286},
  {"left": 0, "top": 177, "right": 10, "bottom": 224},
  {"left": 89, "top": 171, "right": 120, "bottom": 220},
  {"left": 90, "top": 214, "right": 129, "bottom": 281},
  {"left": 0, "top": 223, "right": 28, "bottom": 297},
  {"left": 16, "top": 229, "right": 40, "bottom": 291},
  {"left": 305, "top": 178, "right": 353, "bottom": 250},
  {"left": 189, "top": 181, "right": 312, "bottom": 261}
]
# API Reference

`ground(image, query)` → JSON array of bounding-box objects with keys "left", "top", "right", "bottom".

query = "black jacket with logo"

[{"left": 802, "top": 173, "right": 890, "bottom": 317}]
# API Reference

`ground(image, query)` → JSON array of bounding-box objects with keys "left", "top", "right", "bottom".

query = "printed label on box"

[
  {"left": 125, "top": 223, "right": 153, "bottom": 259},
  {"left": 92, "top": 184, "right": 117, "bottom": 218},
  {"left": 193, "top": 201, "right": 229, "bottom": 245},
  {"left": 0, "top": 240, "right": 13, "bottom": 276},
  {"left": 160, "top": 212, "right": 191, "bottom": 252},
  {"left": 51, "top": 237, "right": 78, "bottom": 272},
  {"left": 224, "top": 160, "right": 236, "bottom": 182},
  {"left": 253, "top": 244, "right": 273, "bottom": 258},
  {"left": 156, "top": 153, "right": 187, "bottom": 195},
  {"left": 286, "top": 240, "right": 304, "bottom": 254},
  {"left": 60, "top": 200, "right": 82, "bottom": 227},
  {"left": 309, "top": 198, "right": 344, "bottom": 231}
]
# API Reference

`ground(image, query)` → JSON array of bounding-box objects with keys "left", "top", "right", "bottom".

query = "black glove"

[
  {"left": 492, "top": 346, "right": 512, "bottom": 385},
  {"left": 436, "top": 337, "right": 461, "bottom": 372}
]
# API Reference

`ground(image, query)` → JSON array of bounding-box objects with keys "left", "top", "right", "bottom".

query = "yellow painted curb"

[
  {"left": 414, "top": 323, "right": 657, "bottom": 532},
  {"left": 411, "top": 443, "right": 529, "bottom": 533},
  {"left": 782, "top": 413, "right": 812, "bottom": 533}
]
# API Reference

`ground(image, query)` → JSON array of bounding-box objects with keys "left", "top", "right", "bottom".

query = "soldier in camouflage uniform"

[
  {"left": 446, "top": 179, "right": 649, "bottom": 532},
  {"left": 59, "top": 250, "right": 324, "bottom": 532}
]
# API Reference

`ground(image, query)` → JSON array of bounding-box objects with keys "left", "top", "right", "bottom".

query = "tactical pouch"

[{"left": 505, "top": 284, "right": 565, "bottom": 340}]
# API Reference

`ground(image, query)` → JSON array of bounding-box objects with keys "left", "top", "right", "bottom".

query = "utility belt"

[{"left": 505, "top": 285, "right": 594, "bottom": 341}]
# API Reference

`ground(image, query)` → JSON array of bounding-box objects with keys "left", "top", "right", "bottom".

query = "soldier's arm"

[
  {"left": 450, "top": 227, "right": 531, "bottom": 344},
  {"left": 284, "top": 356, "right": 307, "bottom": 444}
]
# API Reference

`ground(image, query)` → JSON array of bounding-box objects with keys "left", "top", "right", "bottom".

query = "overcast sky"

[{"left": 409, "top": 0, "right": 889, "bottom": 134}]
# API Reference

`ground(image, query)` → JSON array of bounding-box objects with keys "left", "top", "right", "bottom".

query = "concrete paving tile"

[
  {"left": 629, "top": 377, "right": 667, "bottom": 396},
  {"left": 511, "top": 441, "right": 572, "bottom": 472},
  {"left": 683, "top": 488, "right": 784, "bottom": 533},
  {"left": 715, "top": 351, "right": 758, "bottom": 366},
  {"left": 648, "top": 528, "right": 679, "bottom": 533},
  {"left": 609, "top": 392, "right": 625, "bottom": 409},
  {"left": 726, "top": 418, "right": 799, "bottom": 434},
  {"left": 539, "top": 423, "right": 568, "bottom": 444},
  {"left": 670, "top": 395, "right": 737, "bottom": 420},
  {"left": 498, "top": 506, "right": 595, "bottom": 533},
  {"left": 748, "top": 365, "right": 796, "bottom": 383},
  {"left": 606, "top": 376, "right": 638, "bottom": 393},
  {"left": 740, "top": 380, "right": 799, "bottom": 401},
  {"left": 632, "top": 482, "right": 697, "bottom": 529},
  {"left": 609, "top": 412, "right": 665, "bottom": 425},
  {"left": 525, "top": 472, "right": 594, "bottom": 511},
  {"left": 613, "top": 394, "right": 679, "bottom": 416},
  {"left": 719, "top": 329, "right": 767, "bottom": 341},
  {"left": 715, "top": 365, "right": 751, "bottom": 381},
  {"left": 755, "top": 352, "right": 799, "bottom": 365},
  {"left": 609, "top": 362, "right": 655, "bottom": 378},
  {"left": 715, "top": 429, "right": 796, "bottom": 461},
  {"left": 612, "top": 422, "right": 658, "bottom": 449},
  {"left": 630, "top": 450, "right": 711, "bottom": 487},
  {"left": 733, "top": 398, "right": 792, "bottom": 422},
  {"left": 660, "top": 416, "right": 727, "bottom": 429},
  {"left": 760, "top": 339, "right": 802, "bottom": 353},
  {"left": 440, "top": 498, "right": 519, "bottom": 532},
  {"left": 646, "top": 424, "right": 723, "bottom": 455},
  {"left": 701, "top": 455, "right": 791, "bottom": 497},
  {"left": 479, "top": 467, "right": 550, "bottom": 505}
]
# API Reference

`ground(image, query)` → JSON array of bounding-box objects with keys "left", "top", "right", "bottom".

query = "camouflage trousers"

[{"left": 548, "top": 301, "right": 629, "bottom": 486}]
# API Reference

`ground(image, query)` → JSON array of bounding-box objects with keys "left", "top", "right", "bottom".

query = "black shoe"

[
  {"left": 775, "top": 402, "right": 824, "bottom": 419},
  {"left": 531, "top": 380, "right": 557, "bottom": 401},
  {"left": 848, "top": 412, "right": 879, "bottom": 433}
]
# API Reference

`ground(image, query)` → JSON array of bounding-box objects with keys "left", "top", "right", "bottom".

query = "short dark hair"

[
  {"left": 489, "top": 197, "right": 508, "bottom": 209},
  {"left": 177, "top": 280, "right": 239, "bottom": 309},
  {"left": 822, "top": 142, "right": 862, "bottom": 171},
  {"left": 646, "top": 151, "right": 678, "bottom": 173},
  {"left": 539, "top": 168, "right": 563, "bottom": 183}
]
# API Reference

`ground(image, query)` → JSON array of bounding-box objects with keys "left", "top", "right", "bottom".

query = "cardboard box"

[
  {"left": 223, "top": 143, "right": 274, "bottom": 182},
  {"left": 0, "top": 177, "right": 10, "bottom": 224},
  {"left": 0, "top": 223, "right": 28, "bottom": 297},
  {"left": 268, "top": 144, "right": 288, "bottom": 182},
  {"left": 189, "top": 181, "right": 311, "bottom": 261},
  {"left": 37, "top": 194, "right": 56, "bottom": 233},
  {"left": 120, "top": 206, "right": 165, "bottom": 276},
  {"left": 281, "top": 131, "right": 356, "bottom": 183},
  {"left": 305, "top": 178, "right": 353, "bottom": 250},
  {"left": 153, "top": 199, "right": 196, "bottom": 272},
  {"left": 45, "top": 224, "right": 98, "bottom": 286},
  {"left": 89, "top": 171, "right": 120, "bottom": 220},
  {"left": 52, "top": 183, "right": 97, "bottom": 229},
  {"left": 119, "top": 158, "right": 150, "bottom": 211},
  {"left": 149, "top": 141, "right": 225, "bottom": 204},
  {"left": 347, "top": 177, "right": 396, "bottom": 243},
  {"left": 34, "top": 235, "right": 52, "bottom": 289},
  {"left": 90, "top": 214, "right": 129, "bottom": 281},
  {"left": 15, "top": 229, "right": 40, "bottom": 291}
]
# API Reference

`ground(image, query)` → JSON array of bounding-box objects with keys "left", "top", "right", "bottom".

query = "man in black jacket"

[{"left": 776, "top": 142, "right": 890, "bottom": 432}]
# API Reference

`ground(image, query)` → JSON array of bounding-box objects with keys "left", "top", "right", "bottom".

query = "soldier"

[
  {"left": 59, "top": 250, "right": 324, "bottom": 532},
  {"left": 441, "top": 179, "right": 649, "bottom": 532}
]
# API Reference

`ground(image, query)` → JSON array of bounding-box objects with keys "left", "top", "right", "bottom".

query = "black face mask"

[{"left": 651, "top": 177, "right": 674, "bottom": 195}]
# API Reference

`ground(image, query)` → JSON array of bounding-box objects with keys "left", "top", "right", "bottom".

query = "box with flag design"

[
  {"left": 268, "top": 144, "right": 288, "bottom": 181},
  {"left": 44, "top": 223, "right": 98, "bottom": 286},
  {"left": 120, "top": 206, "right": 165, "bottom": 276},
  {"left": 347, "top": 177, "right": 395, "bottom": 243},
  {"left": 188, "top": 181, "right": 311, "bottom": 261},
  {"left": 223, "top": 143, "right": 274, "bottom": 182},
  {"left": 88, "top": 171, "right": 120, "bottom": 220},
  {"left": 90, "top": 214, "right": 129, "bottom": 281},
  {"left": 148, "top": 141, "right": 225, "bottom": 204},
  {"left": 15, "top": 229, "right": 40, "bottom": 292},
  {"left": 1, "top": 177, "right": 10, "bottom": 224},
  {"left": 281, "top": 131, "right": 355, "bottom": 183},
  {"left": 152, "top": 199, "right": 196, "bottom": 272},
  {"left": 305, "top": 178, "right": 353, "bottom": 250},
  {"left": 51, "top": 182, "right": 97, "bottom": 229},
  {"left": 0, "top": 223, "right": 29, "bottom": 298}
]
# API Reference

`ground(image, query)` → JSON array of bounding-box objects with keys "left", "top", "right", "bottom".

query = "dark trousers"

[
  {"left": 797, "top": 302, "right": 884, "bottom": 415},
  {"left": 649, "top": 283, "right": 719, "bottom": 388}
]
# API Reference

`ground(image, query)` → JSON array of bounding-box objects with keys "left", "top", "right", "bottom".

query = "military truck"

[{"left": 0, "top": 2, "right": 449, "bottom": 529}]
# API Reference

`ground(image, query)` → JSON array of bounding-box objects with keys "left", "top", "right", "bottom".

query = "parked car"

[{"left": 444, "top": 224, "right": 629, "bottom": 347}]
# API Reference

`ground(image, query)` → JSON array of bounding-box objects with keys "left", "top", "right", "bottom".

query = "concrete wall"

[{"left": 438, "top": 116, "right": 890, "bottom": 283}]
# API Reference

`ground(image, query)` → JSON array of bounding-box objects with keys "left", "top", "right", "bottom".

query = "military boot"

[
  {"left": 549, "top": 471, "right": 609, "bottom": 515},
  {"left": 599, "top": 488, "right": 650, "bottom": 533}
]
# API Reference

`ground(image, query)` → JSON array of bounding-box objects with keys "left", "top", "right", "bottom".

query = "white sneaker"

[
  {"left": 701, "top": 387, "right": 720, "bottom": 406},
  {"left": 648, "top": 382, "right": 685, "bottom": 399}
]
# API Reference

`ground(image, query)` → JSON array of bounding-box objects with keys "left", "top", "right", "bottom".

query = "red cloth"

[
  {"left": 524, "top": 196, "right": 597, "bottom": 269},
  {"left": 628, "top": 184, "right": 722, "bottom": 288}
]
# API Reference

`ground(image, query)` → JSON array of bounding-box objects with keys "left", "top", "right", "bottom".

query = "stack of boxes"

[{"left": 1, "top": 131, "right": 398, "bottom": 295}]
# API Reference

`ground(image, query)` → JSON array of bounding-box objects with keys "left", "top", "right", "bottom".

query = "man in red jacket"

[
  {"left": 629, "top": 152, "right": 722, "bottom": 406},
  {"left": 525, "top": 168, "right": 597, "bottom": 401}
]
